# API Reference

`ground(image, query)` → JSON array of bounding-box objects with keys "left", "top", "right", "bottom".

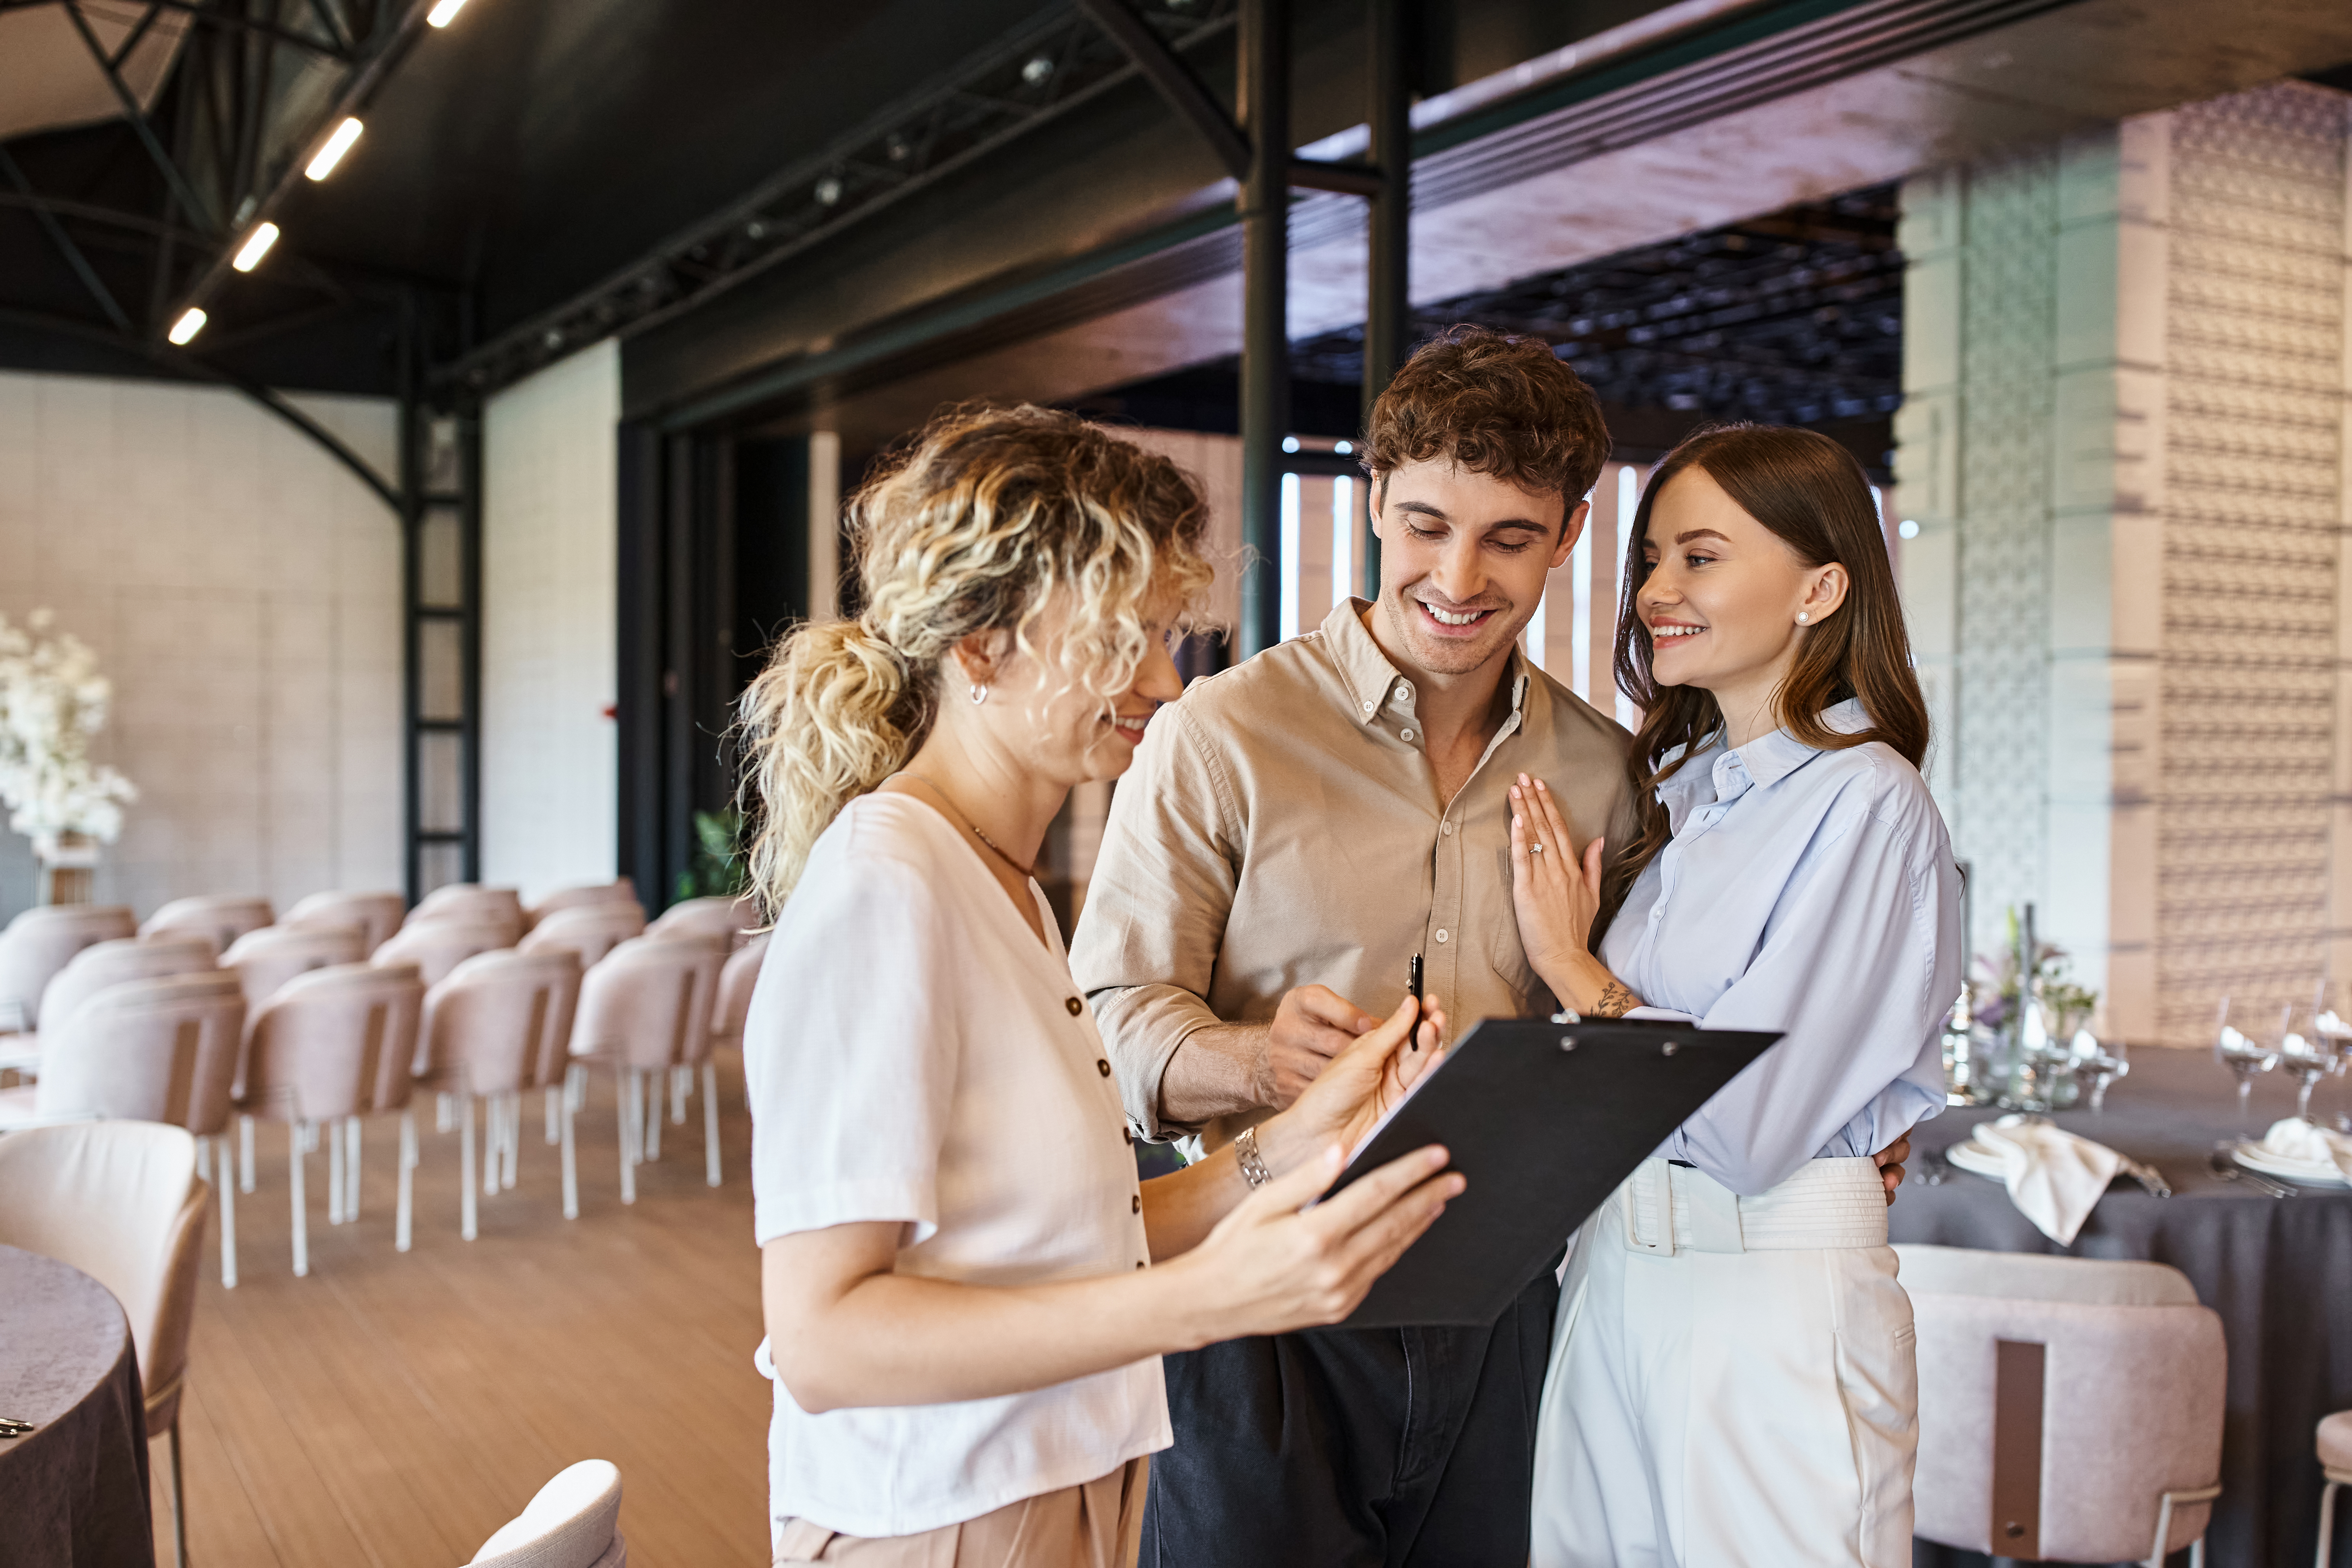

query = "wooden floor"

[{"left": 153, "top": 1054, "right": 772, "bottom": 1567}]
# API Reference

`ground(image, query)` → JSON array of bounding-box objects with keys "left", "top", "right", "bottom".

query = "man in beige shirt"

[{"left": 1071, "top": 327, "right": 1633, "bottom": 1566}]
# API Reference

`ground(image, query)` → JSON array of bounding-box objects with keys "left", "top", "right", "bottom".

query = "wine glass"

[
  {"left": 2315, "top": 983, "right": 2352, "bottom": 1132},
  {"left": 2213, "top": 995, "right": 2279, "bottom": 1138},
  {"left": 2279, "top": 998, "right": 2333, "bottom": 1123},
  {"left": 2071, "top": 1029, "right": 2128, "bottom": 1112}
]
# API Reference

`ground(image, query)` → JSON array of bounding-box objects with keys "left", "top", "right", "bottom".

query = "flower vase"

[{"left": 35, "top": 830, "right": 97, "bottom": 906}]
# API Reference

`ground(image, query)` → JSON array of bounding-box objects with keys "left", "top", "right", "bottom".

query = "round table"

[
  {"left": 1893, "top": 1047, "right": 2352, "bottom": 1567},
  {"left": 0, "top": 1244, "right": 156, "bottom": 1567}
]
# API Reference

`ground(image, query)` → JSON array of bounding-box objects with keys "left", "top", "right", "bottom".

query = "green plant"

[{"left": 676, "top": 807, "right": 750, "bottom": 902}]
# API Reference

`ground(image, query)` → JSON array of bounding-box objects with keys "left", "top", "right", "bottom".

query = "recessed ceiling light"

[
  {"left": 426, "top": 0, "right": 468, "bottom": 25},
  {"left": 1281, "top": 436, "right": 1301, "bottom": 453},
  {"left": 305, "top": 117, "right": 363, "bottom": 181},
  {"left": 168, "top": 307, "right": 207, "bottom": 345},
  {"left": 232, "top": 222, "right": 280, "bottom": 272}
]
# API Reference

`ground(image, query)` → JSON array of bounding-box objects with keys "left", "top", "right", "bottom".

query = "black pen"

[{"left": 1407, "top": 953, "right": 1424, "bottom": 1049}]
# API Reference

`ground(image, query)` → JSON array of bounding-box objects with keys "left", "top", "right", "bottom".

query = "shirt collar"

[
  {"left": 1318, "top": 597, "right": 1530, "bottom": 726},
  {"left": 1653, "top": 697, "right": 1871, "bottom": 828}
]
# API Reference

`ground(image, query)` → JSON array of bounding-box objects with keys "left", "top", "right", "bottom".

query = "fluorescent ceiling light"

[
  {"left": 426, "top": 0, "right": 468, "bottom": 24},
  {"left": 167, "top": 308, "right": 207, "bottom": 346},
  {"left": 305, "top": 118, "right": 363, "bottom": 181},
  {"left": 231, "top": 222, "right": 280, "bottom": 272}
]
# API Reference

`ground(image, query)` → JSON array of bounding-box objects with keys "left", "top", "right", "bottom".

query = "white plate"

[
  {"left": 1944, "top": 1141, "right": 2008, "bottom": 1180},
  {"left": 2232, "top": 1142, "right": 2351, "bottom": 1188}
]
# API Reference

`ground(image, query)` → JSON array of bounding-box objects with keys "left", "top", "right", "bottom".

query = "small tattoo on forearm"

[{"left": 1591, "top": 981, "right": 1636, "bottom": 1018}]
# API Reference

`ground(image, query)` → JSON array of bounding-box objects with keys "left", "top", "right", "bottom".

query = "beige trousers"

[{"left": 773, "top": 1459, "right": 1147, "bottom": 1568}]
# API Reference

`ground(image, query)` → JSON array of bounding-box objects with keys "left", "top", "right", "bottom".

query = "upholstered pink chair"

[
  {"left": 223, "top": 923, "right": 366, "bottom": 1011},
  {"left": 1900, "top": 1244, "right": 2225, "bottom": 1568},
  {"left": 0, "top": 1122, "right": 212, "bottom": 1567},
  {"left": 373, "top": 917, "right": 514, "bottom": 988},
  {"left": 567, "top": 936, "right": 725, "bottom": 1205},
  {"left": 0, "top": 934, "right": 216, "bottom": 1080},
  {"left": 2318, "top": 1411, "right": 2352, "bottom": 1568},
  {"left": 239, "top": 963, "right": 424, "bottom": 1276},
  {"left": 524, "top": 880, "right": 638, "bottom": 931},
  {"left": 0, "top": 970, "right": 245, "bottom": 1289},
  {"left": 409, "top": 884, "right": 524, "bottom": 939},
  {"left": 521, "top": 902, "right": 646, "bottom": 970},
  {"left": 140, "top": 895, "right": 274, "bottom": 956},
  {"left": 646, "top": 894, "right": 757, "bottom": 950},
  {"left": 414, "top": 950, "right": 583, "bottom": 1235},
  {"left": 0, "top": 903, "right": 136, "bottom": 1032},
  {"left": 470, "top": 1459, "right": 628, "bottom": 1567},
  {"left": 283, "top": 890, "right": 405, "bottom": 956}
]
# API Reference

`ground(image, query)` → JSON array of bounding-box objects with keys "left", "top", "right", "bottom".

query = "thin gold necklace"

[{"left": 901, "top": 773, "right": 1038, "bottom": 880}]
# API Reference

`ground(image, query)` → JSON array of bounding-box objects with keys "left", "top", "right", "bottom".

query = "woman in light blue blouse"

[{"left": 1509, "top": 425, "right": 1962, "bottom": 1567}]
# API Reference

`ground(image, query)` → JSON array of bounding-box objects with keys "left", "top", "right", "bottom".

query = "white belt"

[{"left": 1621, "top": 1156, "right": 1887, "bottom": 1256}]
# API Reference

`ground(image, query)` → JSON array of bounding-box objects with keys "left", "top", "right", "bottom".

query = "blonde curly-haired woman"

[{"left": 738, "top": 406, "right": 1461, "bottom": 1568}]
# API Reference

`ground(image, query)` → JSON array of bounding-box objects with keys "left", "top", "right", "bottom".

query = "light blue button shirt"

[{"left": 1602, "top": 699, "right": 1962, "bottom": 1196}]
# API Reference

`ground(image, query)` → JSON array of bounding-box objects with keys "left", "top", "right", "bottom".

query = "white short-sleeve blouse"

[{"left": 745, "top": 791, "right": 1171, "bottom": 1539}]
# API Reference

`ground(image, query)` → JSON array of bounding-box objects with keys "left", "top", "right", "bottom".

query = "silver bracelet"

[{"left": 1234, "top": 1125, "right": 1273, "bottom": 1189}]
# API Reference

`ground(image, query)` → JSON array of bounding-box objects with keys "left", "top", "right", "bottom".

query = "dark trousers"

[{"left": 1141, "top": 1263, "right": 1559, "bottom": 1568}]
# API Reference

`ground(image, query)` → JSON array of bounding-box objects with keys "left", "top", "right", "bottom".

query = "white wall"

[
  {"left": 0, "top": 370, "right": 404, "bottom": 923},
  {"left": 481, "top": 340, "right": 620, "bottom": 903}
]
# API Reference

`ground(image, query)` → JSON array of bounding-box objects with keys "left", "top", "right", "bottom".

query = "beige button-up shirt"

[{"left": 1071, "top": 597, "right": 1638, "bottom": 1148}]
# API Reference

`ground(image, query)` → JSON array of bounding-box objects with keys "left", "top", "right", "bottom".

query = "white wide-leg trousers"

[{"left": 1530, "top": 1157, "right": 1917, "bottom": 1568}]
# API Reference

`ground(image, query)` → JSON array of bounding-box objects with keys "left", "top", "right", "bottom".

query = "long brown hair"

[{"left": 1609, "top": 424, "right": 1929, "bottom": 898}]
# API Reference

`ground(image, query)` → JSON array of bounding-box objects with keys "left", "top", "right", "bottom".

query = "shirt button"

[
  {"left": 1401, "top": 728, "right": 1416, "bottom": 742},
  {"left": 1363, "top": 700, "right": 1376, "bottom": 713},
  {"left": 1097, "top": 1059, "right": 1111, "bottom": 1078},
  {"left": 1131, "top": 1194, "right": 1142, "bottom": 1214},
  {"left": 1395, "top": 684, "right": 1410, "bottom": 700},
  {"left": 1441, "top": 821, "right": 1455, "bottom": 836},
  {"left": 1434, "top": 929, "right": 1449, "bottom": 943},
  {"left": 1065, "top": 996, "right": 1083, "bottom": 1016}
]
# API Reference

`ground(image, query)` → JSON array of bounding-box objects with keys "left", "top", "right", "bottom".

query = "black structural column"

[
  {"left": 1361, "top": 0, "right": 1410, "bottom": 600},
  {"left": 1236, "top": 0, "right": 1290, "bottom": 659}
]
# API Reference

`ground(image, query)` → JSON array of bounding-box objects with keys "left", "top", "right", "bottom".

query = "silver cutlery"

[{"left": 2209, "top": 1148, "right": 2297, "bottom": 1198}]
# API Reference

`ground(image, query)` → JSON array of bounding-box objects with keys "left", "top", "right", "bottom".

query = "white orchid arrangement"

[{"left": 0, "top": 609, "right": 137, "bottom": 851}]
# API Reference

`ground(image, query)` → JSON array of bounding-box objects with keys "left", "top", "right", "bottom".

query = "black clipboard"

[{"left": 1320, "top": 1015, "right": 1779, "bottom": 1328}]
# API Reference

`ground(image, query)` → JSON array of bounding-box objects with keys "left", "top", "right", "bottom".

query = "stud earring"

[
  {"left": 1796, "top": 612, "right": 1810, "bottom": 625},
  {"left": 970, "top": 683, "right": 989, "bottom": 705}
]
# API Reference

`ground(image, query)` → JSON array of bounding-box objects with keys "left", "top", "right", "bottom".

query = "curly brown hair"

[{"left": 1363, "top": 325, "right": 1611, "bottom": 527}]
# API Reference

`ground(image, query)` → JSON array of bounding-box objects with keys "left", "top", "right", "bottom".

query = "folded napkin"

[
  {"left": 1965, "top": 1115, "right": 2159, "bottom": 1245},
  {"left": 2256, "top": 1117, "right": 2352, "bottom": 1181}
]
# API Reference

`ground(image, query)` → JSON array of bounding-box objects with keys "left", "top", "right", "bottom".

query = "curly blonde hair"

[{"left": 738, "top": 405, "right": 1212, "bottom": 910}]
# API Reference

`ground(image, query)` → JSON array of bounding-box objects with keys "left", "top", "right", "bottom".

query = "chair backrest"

[
  {"left": 140, "top": 895, "right": 274, "bottom": 955},
  {"left": 420, "top": 951, "right": 584, "bottom": 1095},
  {"left": 470, "top": 1459, "right": 626, "bottom": 1568},
  {"left": 36, "top": 971, "right": 246, "bottom": 1136},
  {"left": 0, "top": 1121, "right": 207, "bottom": 1434},
  {"left": 283, "top": 890, "right": 406, "bottom": 956},
  {"left": 709, "top": 932, "right": 769, "bottom": 1052},
  {"left": 568, "top": 936, "right": 726, "bottom": 1073},
  {"left": 1900, "top": 1244, "right": 2227, "bottom": 1563},
  {"left": 524, "top": 880, "right": 639, "bottom": 931},
  {"left": 35, "top": 935, "right": 216, "bottom": 1046},
  {"left": 372, "top": 919, "right": 516, "bottom": 988},
  {"left": 519, "top": 903, "right": 646, "bottom": 969},
  {"left": 242, "top": 962, "right": 425, "bottom": 1123},
  {"left": 223, "top": 924, "right": 368, "bottom": 1012},
  {"left": 412, "top": 884, "right": 523, "bottom": 925},
  {"left": 0, "top": 904, "right": 138, "bottom": 1029},
  {"left": 646, "top": 894, "right": 756, "bottom": 950}
]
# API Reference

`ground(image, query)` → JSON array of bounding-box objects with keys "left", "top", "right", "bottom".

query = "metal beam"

[
  {"left": 1074, "top": 0, "right": 1248, "bottom": 179},
  {"left": 1236, "top": 0, "right": 1288, "bottom": 657},
  {"left": 0, "top": 147, "right": 131, "bottom": 331},
  {"left": 0, "top": 0, "right": 362, "bottom": 59},
  {"left": 1361, "top": 0, "right": 1410, "bottom": 597},
  {"left": 0, "top": 188, "right": 214, "bottom": 250},
  {"left": 60, "top": 0, "right": 216, "bottom": 236}
]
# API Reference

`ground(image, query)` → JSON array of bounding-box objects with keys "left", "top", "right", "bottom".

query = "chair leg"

[
  {"left": 290, "top": 1121, "right": 309, "bottom": 1277},
  {"left": 546, "top": 1084, "right": 561, "bottom": 1145},
  {"left": 167, "top": 1412, "right": 187, "bottom": 1568},
  {"left": 216, "top": 1136, "right": 238, "bottom": 1289},
  {"left": 437, "top": 1091, "right": 454, "bottom": 1134},
  {"left": 346, "top": 1118, "right": 362, "bottom": 1222},
  {"left": 671, "top": 1063, "right": 688, "bottom": 1124},
  {"left": 397, "top": 1109, "right": 416, "bottom": 1252},
  {"left": 460, "top": 1094, "right": 478, "bottom": 1241},
  {"left": 644, "top": 1072, "right": 663, "bottom": 1162},
  {"left": 240, "top": 1113, "right": 254, "bottom": 1193},
  {"left": 483, "top": 1093, "right": 501, "bottom": 1198},
  {"left": 328, "top": 1109, "right": 345, "bottom": 1224},
  {"left": 568, "top": 1062, "right": 587, "bottom": 1111},
  {"left": 2318, "top": 1479, "right": 2341, "bottom": 1568},
  {"left": 561, "top": 1086, "right": 579, "bottom": 1220},
  {"left": 617, "top": 1065, "right": 637, "bottom": 1205},
  {"left": 703, "top": 1060, "right": 722, "bottom": 1188},
  {"left": 502, "top": 1092, "right": 519, "bottom": 1191}
]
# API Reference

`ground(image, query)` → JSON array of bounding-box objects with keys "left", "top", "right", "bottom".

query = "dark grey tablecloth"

[
  {"left": 0, "top": 1244, "right": 154, "bottom": 1568},
  {"left": 1893, "top": 1048, "right": 2352, "bottom": 1568}
]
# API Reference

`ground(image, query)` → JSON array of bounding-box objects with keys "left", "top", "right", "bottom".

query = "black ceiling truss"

[
  {"left": 1288, "top": 183, "right": 1904, "bottom": 431},
  {"left": 442, "top": 0, "right": 1250, "bottom": 396}
]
